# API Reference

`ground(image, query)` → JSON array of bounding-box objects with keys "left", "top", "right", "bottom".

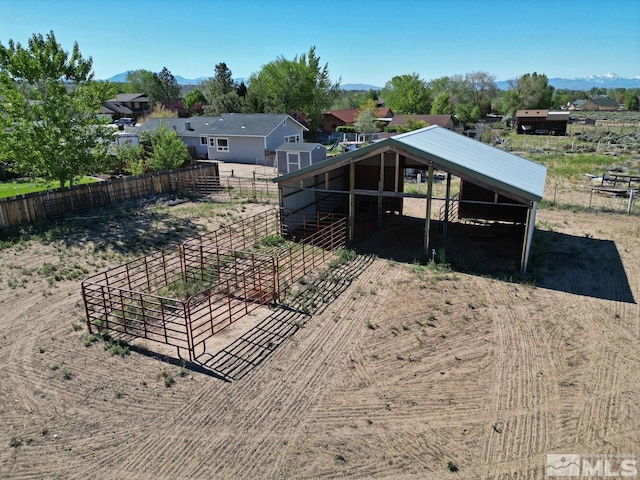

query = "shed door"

[{"left": 287, "top": 152, "right": 300, "bottom": 173}]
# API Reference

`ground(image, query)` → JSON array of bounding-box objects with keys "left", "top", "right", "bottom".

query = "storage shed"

[
  {"left": 515, "top": 110, "right": 569, "bottom": 135},
  {"left": 275, "top": 142, "right": 327, "bottom": 174},
  {"left": 274, "top": 126, "right": 547, "bottom": 274}
]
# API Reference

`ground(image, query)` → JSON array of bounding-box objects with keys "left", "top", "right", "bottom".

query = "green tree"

[
  {"left": 126, "top": 69, "right": 157, "bottom": 96},
  {"left": 246, "top": 46, "right": 340, "bottom": 132},
  {"left": 184, "top": 88, "right": 207, "bottom": 112},
  {"left": 331, "top": 89, "right": 380, "bottom": 110},
  {"left": 114, "top": 143, "right": 145, "bottom": 175},
  {"left": 203, "top": 91, "right": 245, "bottom": 115},
  {"left": 395, "top": 118, "right": 429, "bottom": 133},
  {"left": 354, "top": 99, "right": 379, "bottom": 135},
  {"left": 148, "top": 126, "right": 189, "bottom": 171},
  {"left": 454, "top": 103, "right": 481, "bottom": 127},
  {"left": 381, "top": 74, "right": 432, "bottom": 114},
  {"left": 464, "top": 71, "right": 497, "bottom": 116},
  {"left": 200, "top": 62, "right": 243, "bottom": 113},
  {"left": 0, "top": 31, "right": 114, "bottom": 187},
  {"left": 431, "top": 91, "right": 453, "bottom": 114},
  {"left": 126, "top": 67, "right": 181, "bottom": 107},
  {"left": 154, "top": 67, "right": 182, "bottom": 106},
  {"left": 202, "top": 62, "right": 235, "bottom": 100},
  {"left": 624, "top": 93, "right": 639, "bottom": 111},
  {"left": 500, "top": 72, "right": 554, "bottom": 116}
]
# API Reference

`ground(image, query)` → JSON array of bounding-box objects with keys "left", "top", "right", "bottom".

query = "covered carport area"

[{"left": 273, "top": 126, "right": 547, "bottom": 274}]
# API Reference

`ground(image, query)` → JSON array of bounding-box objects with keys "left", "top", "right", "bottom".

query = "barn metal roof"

[{"left": 274, "top": 125, "right": 547, "bottom": 203}]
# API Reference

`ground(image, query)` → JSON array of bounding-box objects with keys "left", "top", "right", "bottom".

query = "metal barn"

[{"left": 274, "top": 126, "right": 547, "bottom": 274}]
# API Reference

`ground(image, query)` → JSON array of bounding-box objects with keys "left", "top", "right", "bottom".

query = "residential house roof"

[
  {"left": 515, "top": 110, "right": 569, "bottom": 121},
  {"left": 99, "top": 102, "right": 134, "bottom": 115},
  {"left": 515, "top": 109, "right": 549, "bottom": 118},
  {"left": 275, "top": 125, "right": 547, "bottom": 203},
  {"left": 591, "top": 96, "right": 618, "bottom": 108},
  {"left": 324, "top": 108, "right": 394, "bottom": 124},
  {"left": 136, "top": 114, "right": 308, "bottom": 137},
  {"left": 108, "top": 93, "right": 149, "bottom": 103}
]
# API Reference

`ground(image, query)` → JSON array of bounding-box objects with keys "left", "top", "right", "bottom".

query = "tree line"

[
  {"left": 119, "top": 62, "right": 640, "bottom": 133},
  {"left": 1, "top": 31, "right": 639, "bottom": 189}
]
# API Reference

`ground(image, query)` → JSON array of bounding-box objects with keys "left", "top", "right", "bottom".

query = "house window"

[
  {"left": 201, "top": 136, "right": 207, "bottom": 145},
  {"left": 217, "top": 138, "right": 229, "bottom": 152},
  {"left": 286, "top": 152, "right": 300, "bottom": 173},
  {"left": 209, "top": 137, "right": 216, "bottom": 147},
  {"left": 284, "top": 134, "right": 300, "bottom": 143}
]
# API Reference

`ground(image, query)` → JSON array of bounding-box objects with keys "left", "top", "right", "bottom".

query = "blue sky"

[{"left": 1, "top": 0, "right": 638, "bottom": 86}]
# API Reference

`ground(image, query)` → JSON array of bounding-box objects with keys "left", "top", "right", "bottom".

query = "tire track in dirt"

[
  {"left": 279, "top": 267, "right": 495, "bottom": 477},
  {"left": 546, "top": 286, "right": 640, "bottom": 450},
  {"left": 475, "top": 279, "right": 556, "bottom": 478}
]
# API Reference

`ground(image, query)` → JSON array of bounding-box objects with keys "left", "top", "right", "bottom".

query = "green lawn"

[{"left": 0, "top": 177, "right": 101, "bottom": 199}]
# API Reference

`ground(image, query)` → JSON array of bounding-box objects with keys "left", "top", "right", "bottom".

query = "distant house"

[
  {"left": 100, "top": 93, "right": 150, "bottom": 122},
  {"left": 568, "top": 99, "right": 588, "bottom": 110},
  {"left": 136, "top": 114, "right": 308, "bottom": 164},
  {"left": 515, "top": 110, "right": 570, "bottom": 135},
  {"left": 574, "top": 96, "right": 619, "bottom": 111},
  {"left": 387, "top": 114, "right": 454, "bottom": 131},
  {"left": 320, "top": 107, "right": 394, "bottom": 132},
  {"left": 275, "top": 142, "right": 327, "bottom": 174}
]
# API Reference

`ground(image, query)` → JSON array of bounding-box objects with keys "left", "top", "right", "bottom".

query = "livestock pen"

[{"left": 82, "top": 209, "right": 347, "bottom": 361}]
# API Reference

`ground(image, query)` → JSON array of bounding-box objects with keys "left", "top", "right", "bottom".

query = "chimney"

[{"left": 185, "top": 121, "right": 192, "bottom": 131}]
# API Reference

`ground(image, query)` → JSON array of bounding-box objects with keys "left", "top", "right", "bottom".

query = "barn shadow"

[
  {"left": 355, "top": 214, "right": 524, "bottom": 274},
  {"left": 353, "top": 214, "right": 635, "bottom": 304},
  {"left": 530, "top": 230, "right": 636, "bottom": 304}
]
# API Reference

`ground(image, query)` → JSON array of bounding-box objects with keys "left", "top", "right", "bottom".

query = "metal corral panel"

[{"left": 393, "top": 126, "right": 546, "bottom": 202}]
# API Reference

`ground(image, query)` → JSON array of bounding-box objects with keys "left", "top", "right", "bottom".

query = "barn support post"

[
  {"left": 349, "top": 163, "right": 355, "bottom": 242},
  {"left": 423, "top": 163, "right": 434, "bottom": 257},
  {"left": 314, "top": 175, "right": 320, "bottom": 214},
  {"left": 378, "top": 154, "right": 384, "bottom": 230},
  {"left": 443, "top": 172, "right": 452, "bottom": 238},
  {"left": 394, "top": 152, "right": 400, "bottom": 193},
  {"left": 520, "top": 201, "right": 537, "bottom": 274}
]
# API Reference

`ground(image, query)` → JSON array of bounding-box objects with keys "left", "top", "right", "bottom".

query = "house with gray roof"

[{"left": 136, "top": 114, "right": 308, "bottom": 164}]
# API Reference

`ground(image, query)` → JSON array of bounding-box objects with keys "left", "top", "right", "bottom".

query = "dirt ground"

[{"left": 0, "top": 165, "right": 639, "bottom": 478}]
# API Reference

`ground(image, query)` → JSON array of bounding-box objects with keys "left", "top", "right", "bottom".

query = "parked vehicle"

[{"left": 114, "top": 118, "right": 135, "bottom": 126}]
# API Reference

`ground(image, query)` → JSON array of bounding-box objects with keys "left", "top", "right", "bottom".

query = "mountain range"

[{"left": 105, "top": 72, "right": 640, "bottom": 91}]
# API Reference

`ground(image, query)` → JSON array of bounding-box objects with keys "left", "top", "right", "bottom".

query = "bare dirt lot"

[{"left": 0, "top": 186, "right": 638, "bottom": 478}]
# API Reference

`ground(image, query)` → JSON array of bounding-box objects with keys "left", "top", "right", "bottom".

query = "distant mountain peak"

[
  {"left": 341, "top": 83, "right": 382, "bottom": 91},
  {"left": 497, "top": 74, "right": 640, "bottom": 91}
]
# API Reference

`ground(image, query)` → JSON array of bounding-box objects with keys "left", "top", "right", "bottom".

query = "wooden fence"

[{"left": 0, "top": 163, "right": 220, "bottom": 228}]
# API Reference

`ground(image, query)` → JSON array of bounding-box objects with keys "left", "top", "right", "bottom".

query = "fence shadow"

[
  {"left": 532, "top": 230, "right": 636, "bottom": 304},
  {"left": 1, "top": 196, "right": 204, "bottom": 256},
  {"left": 195, "top": 254, "right": 375, "bottom": 381}
]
